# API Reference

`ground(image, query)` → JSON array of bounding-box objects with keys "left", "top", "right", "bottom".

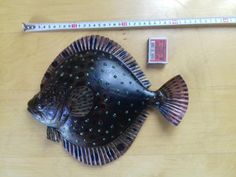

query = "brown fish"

[{"left": 27, "top": 35, "right": 189, "bottom": 166}]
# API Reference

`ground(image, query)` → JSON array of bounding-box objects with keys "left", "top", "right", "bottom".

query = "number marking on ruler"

[{"left": 23, "top": 16, "right": 236, "bottom": 32}]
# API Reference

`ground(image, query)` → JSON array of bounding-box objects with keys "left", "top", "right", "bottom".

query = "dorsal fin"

[{"left": 41, "top": 35, "right": 151, "bottom": 90}]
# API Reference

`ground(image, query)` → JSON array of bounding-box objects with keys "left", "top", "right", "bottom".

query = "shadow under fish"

[{"left": 27, "top": 35, "right": 189, "bottom": 166}]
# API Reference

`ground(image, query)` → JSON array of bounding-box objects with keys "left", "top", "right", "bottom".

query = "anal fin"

[{"left": 61, "top": 110, "right": 148, "bottom": 166}]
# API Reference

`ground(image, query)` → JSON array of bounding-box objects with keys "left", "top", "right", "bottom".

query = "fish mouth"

[
  {"left": 27, "top": 106, "right": 38, "bottom": 116},
  {"left": 27, "top": 106, "right": 34, "bottom": 114},
  {"left": 27, "top": 106, "right": 44, "bottom": 121},
  {"left": 27, "top": 98, "right": 43, "bottom": 120}
]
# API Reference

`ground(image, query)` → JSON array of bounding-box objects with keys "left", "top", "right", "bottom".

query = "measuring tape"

[{"left": 23, "top": 16, "right": 236, "bottom": 32}]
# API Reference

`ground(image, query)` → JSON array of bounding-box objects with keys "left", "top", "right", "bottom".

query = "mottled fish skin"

[{"left": 28, "top": 35, "right": 189, "bottom": 166}]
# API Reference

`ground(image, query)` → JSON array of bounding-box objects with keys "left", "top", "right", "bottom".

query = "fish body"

[{"left": 28, "top": 35, "right": 189, "bottom": 165}]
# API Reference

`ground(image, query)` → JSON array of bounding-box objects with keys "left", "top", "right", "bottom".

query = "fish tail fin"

[{"left": 154, "top": 75, "right": 189, "bottom": 126}]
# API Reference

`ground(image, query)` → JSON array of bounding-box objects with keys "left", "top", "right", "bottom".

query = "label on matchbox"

[{"left": 148, "top": 37, "right": 168, "bottom": 64}]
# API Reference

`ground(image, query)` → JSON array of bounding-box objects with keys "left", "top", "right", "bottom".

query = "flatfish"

[{"left": 27, "top": 35, "right": 189, "bottom": 166}]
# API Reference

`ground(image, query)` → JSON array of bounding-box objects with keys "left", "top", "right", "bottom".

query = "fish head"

[{"left": 27, "top": 91, "right": 63, "bottom": 127}]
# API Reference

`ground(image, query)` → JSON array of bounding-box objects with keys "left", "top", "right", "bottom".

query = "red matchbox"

[{"left": 148, "top": 37, "right": 168, "bottom": 64}]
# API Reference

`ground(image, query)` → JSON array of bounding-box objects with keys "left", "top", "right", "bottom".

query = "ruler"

[{"left": 23, "top": 16, "right": 236, "bottom": 32}]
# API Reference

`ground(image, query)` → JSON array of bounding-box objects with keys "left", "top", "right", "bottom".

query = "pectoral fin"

[{"left": 69, "top": 86, "right": 94, "bottom": 117}]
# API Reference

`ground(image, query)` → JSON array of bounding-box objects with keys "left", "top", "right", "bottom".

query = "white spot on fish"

[
  {"left": 80, "top": 132, "right": 83, "bottom": 136},
  {"left": 60, "top": 72, "right": 64, "bottom": 77},
  {"left": 69, "top": 74, "right": 73, "bottom": 77},
  {"left": 102, "top": 138, "right": 106, "bottom": 141},
  {"left": 98, "top": 120, "right": 103, "bottom": 125}
]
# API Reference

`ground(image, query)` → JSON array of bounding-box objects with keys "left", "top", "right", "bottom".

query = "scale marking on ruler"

[{"left": 23, "top": 16, "right": 236, "bottom": 32}]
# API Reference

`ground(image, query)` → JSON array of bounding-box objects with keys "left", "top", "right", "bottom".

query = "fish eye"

[{"left": 37, "top": 104, "right": 43, "bottom": 110}]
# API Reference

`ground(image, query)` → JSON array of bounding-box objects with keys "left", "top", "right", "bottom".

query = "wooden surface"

[{"left": 0, "top": 0, "right": 236, "bottom": 176}]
